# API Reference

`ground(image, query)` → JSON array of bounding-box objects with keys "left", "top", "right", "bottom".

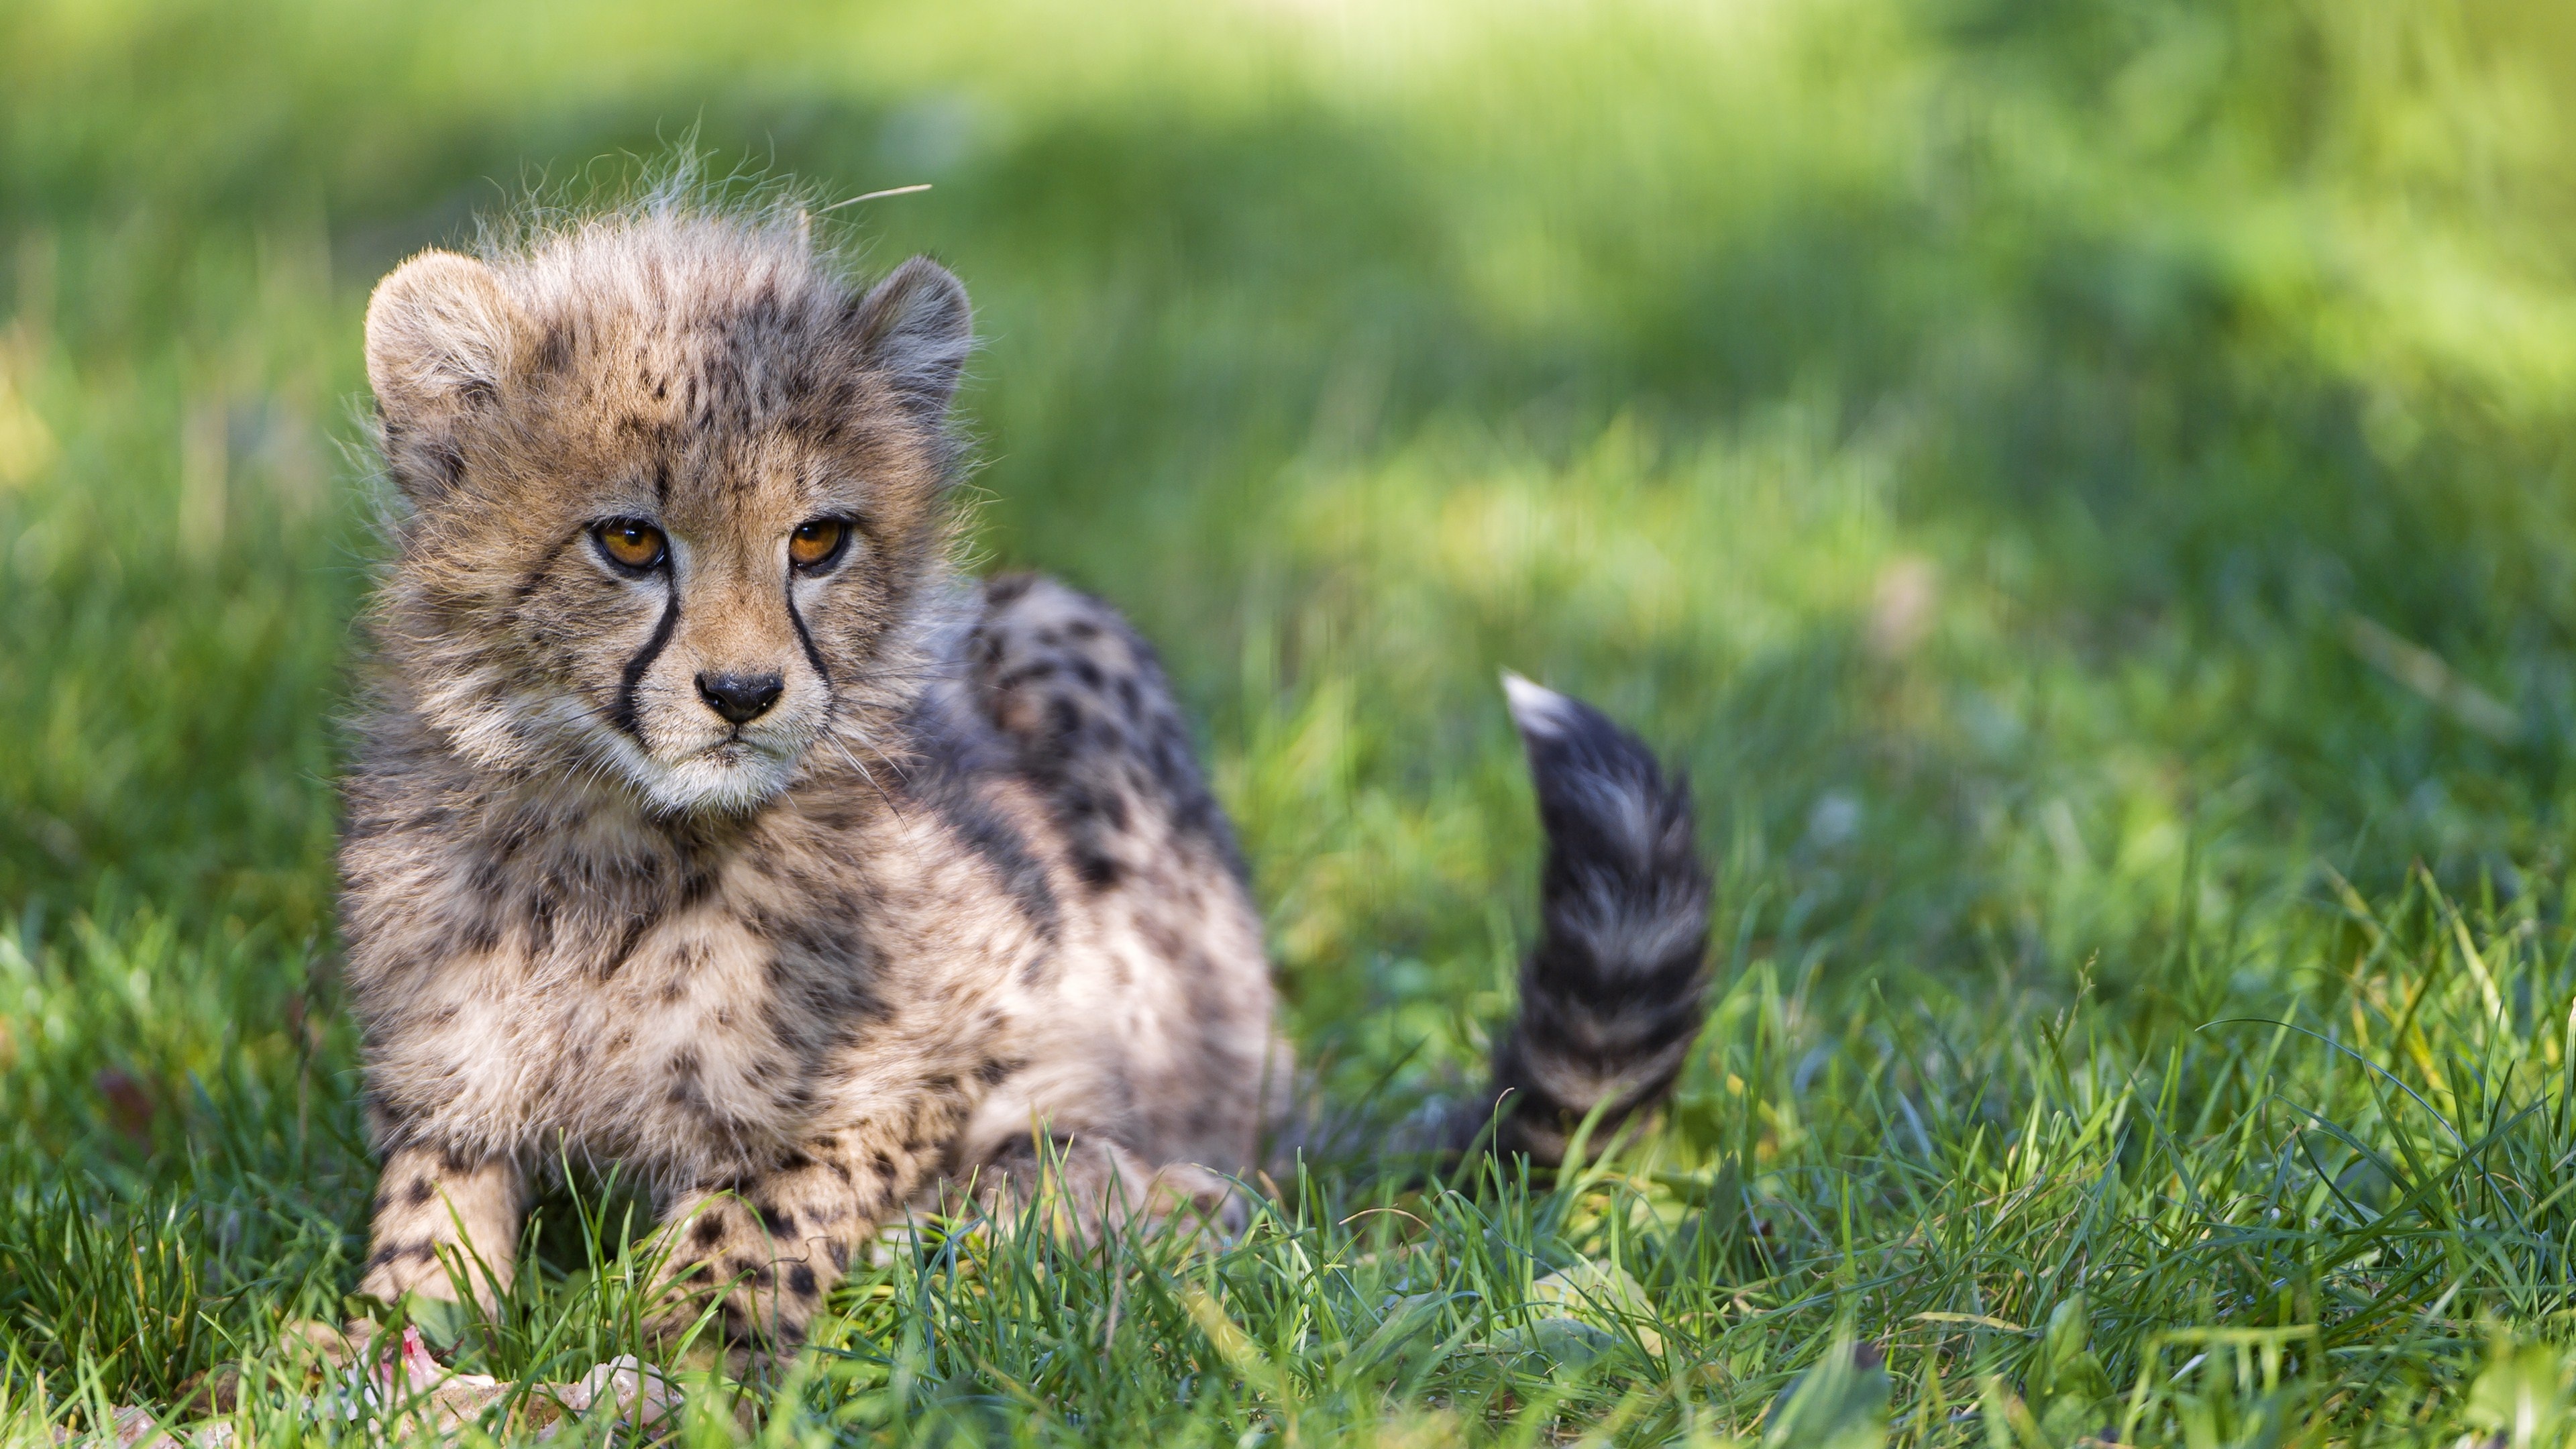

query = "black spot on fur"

[
  {"left": 666, "top": 1053, "right": 709, "bottom": 1113},
  {"left": 453, "top": 911, "right": 499, "bottom": 961},
  {"left": 535, "top": 321, "right": 572, "bottom": 374},
  {"left": 511, "top": 551, "right": 561, "bottom": 604},
  {"left": 788, "top": 1264, "right": 818, "bottom": 1298},
  {"left": 407, "top": 1176, "right": 436, "bottom": 1206},
  {"left": 678, "top": 859, "right": 720, "bottom": 907},
  {"left": 694, "top": 1214, "right": 727, "bottom": 1248},
  {"left": 525, "top": 888, "right": 557, "bottom": 957},
  {"left": 1074, "top": 850, "right": 1122, "bottom": 891},
  {"left": 602, "top": 909, "right": 654, "bottom": 978},
  {"left": 395, "top": 433, "right": 461, "bottom": 496}
]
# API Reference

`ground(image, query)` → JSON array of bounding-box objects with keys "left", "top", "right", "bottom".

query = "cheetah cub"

[{"left": 342, "top": 199, "right": 1713, "bottom": 1348}]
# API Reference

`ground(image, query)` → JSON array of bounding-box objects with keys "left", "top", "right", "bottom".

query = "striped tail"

[
  {"left": 1464, "top": 674, "right": 1713, "bottom": 1165},
  {"left": 1264, "top": 676, "right": 1713, "bottom": 1178}
]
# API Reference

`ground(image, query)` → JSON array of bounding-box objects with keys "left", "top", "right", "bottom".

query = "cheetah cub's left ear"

[
  {"left": 844, "top": 256, "right": 973, "bottom": 427},
  {"left": 365, "top": 250, "right": 531, "bottom": 503}
]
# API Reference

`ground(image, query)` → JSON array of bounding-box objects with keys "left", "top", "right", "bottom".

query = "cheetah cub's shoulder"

[{"left": 343, "top": 201, "right": 1714, "bottom": 1348}]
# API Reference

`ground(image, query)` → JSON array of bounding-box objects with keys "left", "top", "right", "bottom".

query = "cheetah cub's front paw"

[{"left": 644, "top": 1193, "right": 844, "bottom": 1350}]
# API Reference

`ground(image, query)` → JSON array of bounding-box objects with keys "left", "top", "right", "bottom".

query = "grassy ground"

[{"left": 9, "top": 0, "right": 2576, "bottom": 1442}]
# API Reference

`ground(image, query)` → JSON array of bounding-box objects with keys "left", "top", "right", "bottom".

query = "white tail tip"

[{"left": 1501, "top": 670, "right": 1576, "bottom": 741}]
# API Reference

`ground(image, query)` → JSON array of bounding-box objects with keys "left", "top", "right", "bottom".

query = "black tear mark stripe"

[
  {"left": 784, "top": 586, "right": 830, "bottom": 686},
  {"left": 611, "top": 588, "right": 682, "bottom": 741}
]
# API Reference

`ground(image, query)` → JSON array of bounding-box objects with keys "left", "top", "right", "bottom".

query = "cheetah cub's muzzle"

[{"left": 572, "top": 502, "right": 852, "bottom": 815}]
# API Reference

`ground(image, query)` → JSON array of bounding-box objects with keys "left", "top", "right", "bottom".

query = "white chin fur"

[
  {"left": 572, "top": 719, "right": 801, "bottom": 816},
  {"left": 633, "top": 749, "right": 797, "bottom": 815}
]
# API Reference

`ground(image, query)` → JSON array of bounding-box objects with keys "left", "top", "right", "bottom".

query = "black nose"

[{"left": 696, "top": 671, "right": 784, "bottom": 724}]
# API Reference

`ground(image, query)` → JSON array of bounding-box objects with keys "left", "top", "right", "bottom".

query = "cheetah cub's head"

[{"left": 363, "top": 211, "right": 970, "bottom": 815}]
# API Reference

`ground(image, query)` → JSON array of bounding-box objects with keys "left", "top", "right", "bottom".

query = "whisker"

[{"left": 828, "top": 733, "right": 907, "bottom": 822}]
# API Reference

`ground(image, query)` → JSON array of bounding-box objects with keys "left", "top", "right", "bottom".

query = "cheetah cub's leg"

[
  {"left": 356, "top": 1148, "right": 527, "bottom": 1312},
  {"left": 963, "top": 1134, "right": 1244, "bottom": 1246},
  {"left": 646, "top": 1134, "right": 934, "bottom": 1349}
]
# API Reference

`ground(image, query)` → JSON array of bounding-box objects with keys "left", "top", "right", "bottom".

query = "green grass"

[{"left": 11, "top": 0, "right": 2576, "bottom": 1441}]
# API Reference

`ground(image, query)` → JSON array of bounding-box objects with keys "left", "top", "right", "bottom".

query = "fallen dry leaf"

[
  {"left": 538, "top": 1355, "right": 682, "bottom": 1438},
  {"left": 64, "top": 1330, "right": 686, "bottom": 1446}
]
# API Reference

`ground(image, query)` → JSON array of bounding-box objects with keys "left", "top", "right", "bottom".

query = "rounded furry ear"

[
  {"left": 847, "top": 256, "right": 971, "bottom": 425},
  {"left": 365, "top": 250, "right": 527, "bottom": 500}
]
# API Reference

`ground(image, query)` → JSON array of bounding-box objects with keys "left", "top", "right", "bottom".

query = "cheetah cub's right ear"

[{"left": 364, "top": 250, "right": 531, "bottom": 504}]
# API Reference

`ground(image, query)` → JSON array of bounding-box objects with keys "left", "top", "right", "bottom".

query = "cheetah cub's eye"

[
  {"left": 788, "top": 517, "right": 850, "bottom": 572},
  {"left": 593, "top": 518, "right": 668, "bottom": 572}
]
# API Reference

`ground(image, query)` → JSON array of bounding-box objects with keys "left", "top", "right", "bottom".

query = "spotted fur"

[{"left": 339, "top": 198, "right": 1710, "bottom": 1346}]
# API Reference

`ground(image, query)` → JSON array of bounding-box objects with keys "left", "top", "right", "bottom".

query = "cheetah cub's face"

[{"left": 362, "top": 222, "right": 970, "bottom": 814}]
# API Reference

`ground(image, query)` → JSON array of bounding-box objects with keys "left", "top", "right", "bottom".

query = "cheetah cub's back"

[{"left": 341, "top": 197, "right": 1711, "bottom": 1348}]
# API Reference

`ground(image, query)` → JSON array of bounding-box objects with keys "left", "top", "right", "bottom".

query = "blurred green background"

[
  {"left": 11, "top": 0, "right": 2576, "bottom": 1038},
  {"left": 7, "top": 0, "right": 2576, "bottom": 1435}
]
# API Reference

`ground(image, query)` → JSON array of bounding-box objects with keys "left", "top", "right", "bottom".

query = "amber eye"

[
  {"left": 593, "top": 519, "right": 667, "bottom": 571},
  {"left": 788, "top": 517, "right": 849, "bottom": 570}
]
